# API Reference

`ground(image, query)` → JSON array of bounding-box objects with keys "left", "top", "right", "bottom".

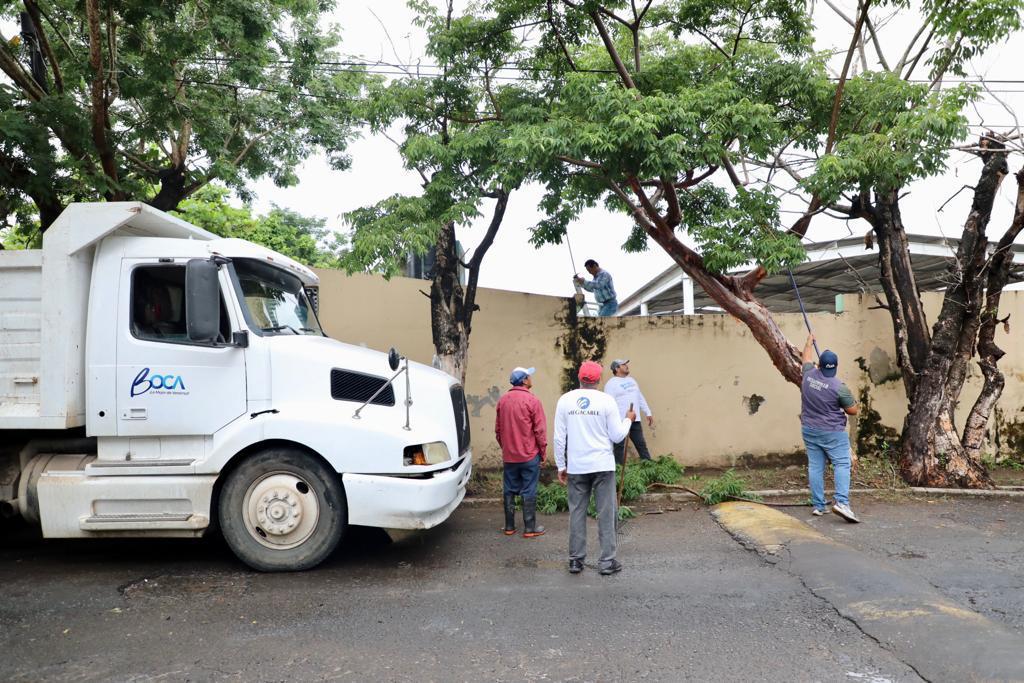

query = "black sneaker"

[
  {"left": 599, "top": 560, "right": 623, "bottom": 575},
  {"left": 568, "top": 559, "right": 584, "bottom": 574}
]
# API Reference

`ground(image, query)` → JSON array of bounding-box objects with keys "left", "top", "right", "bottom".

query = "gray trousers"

[{"left": 568, "top": 471, "right": 617, "bottom": 568}]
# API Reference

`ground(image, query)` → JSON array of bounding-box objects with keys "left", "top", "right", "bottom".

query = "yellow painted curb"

[{"left": 711, "top": 501, "right": 841, "bottom": 554}]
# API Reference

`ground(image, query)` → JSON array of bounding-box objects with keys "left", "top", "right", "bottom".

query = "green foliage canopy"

[
  {"left": 171, "top": 185, "right": 346, "bottom": 268},
  {"left": 0, "top": 0, "right": 364, "bottom": 233}
]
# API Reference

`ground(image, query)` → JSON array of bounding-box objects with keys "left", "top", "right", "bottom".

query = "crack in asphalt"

[{"left": 711, "top": 512, "right": 929, "bottom": 683}]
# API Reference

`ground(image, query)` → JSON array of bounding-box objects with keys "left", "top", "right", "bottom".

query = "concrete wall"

[{"left": 315, "top": 269, "right": 1024, "bottom": 469}]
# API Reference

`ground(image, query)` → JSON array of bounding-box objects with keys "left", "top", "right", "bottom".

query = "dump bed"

[
  {"left": 0, "top": 202, "right": 218, "bottom": 430},
  {"left": 0, "top": 249, "right": 43, "bottom": 425}
]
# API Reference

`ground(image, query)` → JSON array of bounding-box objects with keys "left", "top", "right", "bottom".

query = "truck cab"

[{"left": 0, "top": 203, "right": 472, "bottom": 571}]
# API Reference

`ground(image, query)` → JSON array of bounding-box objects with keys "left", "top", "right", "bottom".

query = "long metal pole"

[{"left": 788, "top": 268, "right": 820, "bottom": 360}]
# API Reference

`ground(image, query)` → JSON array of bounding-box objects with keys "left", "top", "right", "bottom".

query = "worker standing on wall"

[
  {"left": 800, "top": 334, "right": 861, "bottom": 523},
  {"left": 495, "top": 366, "right": 548, "bottom": 538},
  {"left": 554, "top": 361, "right": 634, "bottom": 575},
  {"left": 574, "top": 259, "right": 618, "bottom": 316},
  {"left": 604, "top": 359, "right": 654, "bottom": 465}
]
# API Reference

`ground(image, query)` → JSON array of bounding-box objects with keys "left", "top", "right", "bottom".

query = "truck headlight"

[{"left": 403, "top": 441, "right": 451, "bottom": 466}]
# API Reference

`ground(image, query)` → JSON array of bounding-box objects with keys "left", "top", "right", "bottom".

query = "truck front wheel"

[{"left": 218, "top": 448, "right": 346, "bottom": 571}]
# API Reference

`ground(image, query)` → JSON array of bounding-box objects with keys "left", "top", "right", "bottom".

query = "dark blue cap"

[{"left": 819, "top": 350, "right": 838, "bottom": 377}]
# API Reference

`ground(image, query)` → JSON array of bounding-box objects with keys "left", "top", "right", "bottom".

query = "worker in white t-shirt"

[{"left": 554, "top": 361, "right": 633, "bottom": 576}]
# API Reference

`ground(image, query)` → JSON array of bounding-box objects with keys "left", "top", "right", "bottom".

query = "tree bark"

[
  {"left": 84, "top": 0, "right": 121, "bottom": 198},
  {"left": 871, "top": 191, "right": 930, "bottom": 396},
  {"left": 427, "top": 191, "right": 508, "bottom": 386},
  {"left": 430, "top": 220, "right": 471, "bottom": 385},
  {"left": 898, "top": 145, "right": 1008, "bottom": 487},
  {"left": 962, "top": 168, "right": 1024, "bottom": 459}
]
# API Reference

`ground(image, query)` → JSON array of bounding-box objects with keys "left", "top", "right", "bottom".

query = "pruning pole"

[
  {"left": 567, "top": 230, "right": 586, "bottom": 307},
  {"left": 788, "top": 267, "right": 820, "bottom": 360},
  {"left": 616, "top": 403, "right": 633, "bottom": 518}
]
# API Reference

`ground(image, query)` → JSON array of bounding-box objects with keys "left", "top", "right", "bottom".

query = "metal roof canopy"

[{"left": 619, "top": 234, "right": 1024, "bottom": 316}]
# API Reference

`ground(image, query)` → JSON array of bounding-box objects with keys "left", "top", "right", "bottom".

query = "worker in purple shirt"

[{"left": 800, "top": 334, "right": 860, "bottom": 523}]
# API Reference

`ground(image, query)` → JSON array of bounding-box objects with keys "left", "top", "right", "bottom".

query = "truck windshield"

[{"left": 233, "top": 259, "right": 324, "bottom": 336}]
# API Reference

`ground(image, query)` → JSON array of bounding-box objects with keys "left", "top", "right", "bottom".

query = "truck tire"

[{"left": 218, "top": 448, "right": 346, "bottom": 571}]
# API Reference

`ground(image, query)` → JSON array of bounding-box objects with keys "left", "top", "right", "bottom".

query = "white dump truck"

[{"left": 0, "top": 202, "right": 472, "bottom": 571}]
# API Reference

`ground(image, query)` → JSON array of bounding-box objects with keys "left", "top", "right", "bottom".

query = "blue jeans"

[
  {"left": 503, "top": 455, "right": 541, "bottom": 498},
  {"left": 598, "top": 300, "right": 618, "bottom": 316},
  {"left": 802, "top": 427, "right": 851, "bottom": 509}
]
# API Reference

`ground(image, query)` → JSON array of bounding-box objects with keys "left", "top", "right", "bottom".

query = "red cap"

[{"left": 578, "top": 361, "right": 603, "bottom": 384}]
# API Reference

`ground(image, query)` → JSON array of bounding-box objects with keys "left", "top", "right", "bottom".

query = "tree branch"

[
  {"left": 895, "top": 12, "right": 935, "bottom": 71},
  {"left": 661, "top": 177, "right": 681, "bottom": 227},
  {"left": 863, "top": 14, "right": 889, "bottom": 71},
  {"left": 557, "top": 154, "right": 605, "bottom": 169},
  {"left": 23, "top": 0, "right": 63, "bottom": 93},
  {"left": 547, "top": 0, "right": 579, "bottom": 71},
  {"left": 825, "top": 0, "right": 870, "bottom": 156},
  {"left": 462, "top": 189, "right": 510, "bottom": 325},
  {"left": 85, "top": 0, "right": 121, "bottom": 198},
  {"left": 587, "top": 9, "right": 637, "bottom": 89},
  {"left": 0, "top": 33, "right": 47, "bottom": 101}
]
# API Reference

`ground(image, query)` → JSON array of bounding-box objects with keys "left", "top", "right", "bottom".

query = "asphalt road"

[{"left": 1, "top": 496, "right": 1014, "bottom": 682}]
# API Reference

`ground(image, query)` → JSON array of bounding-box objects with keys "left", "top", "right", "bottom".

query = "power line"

[{"left": 177, "top": 77, "right": 1023, "bottom": 129}]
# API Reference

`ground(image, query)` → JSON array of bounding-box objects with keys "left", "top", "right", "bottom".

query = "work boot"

[
  {"left": 521, "top": 498, "right": 546, "bottom": 538},
  {"left": 502, "top": 494, "right": 517, "bottom": 535}
]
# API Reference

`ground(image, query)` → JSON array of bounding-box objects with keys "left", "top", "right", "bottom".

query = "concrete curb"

[
  {"left": 711, "top": 501, "right": 1024, "bottom": 682},
  {"left": 462, "top": 485, "right": 1024, "bottom": 506}
]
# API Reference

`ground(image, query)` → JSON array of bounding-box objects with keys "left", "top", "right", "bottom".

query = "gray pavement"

[
  {"left": 796, "top": 495, "right": 1024, "bottom": 636},
  {"left": 0, "top": 504, "right": 921, "bottom": 682},
  {"left": 715, "top": 496, "right": 1024, "bottom": 682}
]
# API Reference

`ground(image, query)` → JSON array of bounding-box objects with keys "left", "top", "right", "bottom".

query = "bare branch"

[
  {"left": 863, "top": 14, "right": 890, "bottom": 71},
  {"left": 826, "top": 0, "right": 870, "bottom": 156},
  {"left": 547, "top": 0, "right": 578, "bottom": 71},
  {"left": 720, "top": 154, "right": 743, "bottom": 187},
  {"left": 901, "top": 27, "right": 934, "bottom": 80},
  {"left": 895, "top": 11, "right": 935, "bottom": 71},
  {"left": 557, "top": 155, "right": 605, "bottom": 169},
  {"left": 587, "top": 9, "right": 637, "bottom": 89}
]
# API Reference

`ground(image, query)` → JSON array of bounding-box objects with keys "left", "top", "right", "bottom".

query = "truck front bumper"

[{"left": 343, "top": 452, "right": 472, "bottom": 530}]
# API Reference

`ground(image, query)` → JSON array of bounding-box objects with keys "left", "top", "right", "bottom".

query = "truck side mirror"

[
  {"left": 186, "top": 258, "right": 221, "bottom": 343},
  {"left": 388, "top": 347, "right": 401, "bottom": 371}
]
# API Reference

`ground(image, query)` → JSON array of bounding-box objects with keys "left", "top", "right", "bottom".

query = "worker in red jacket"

[{"left": 495, "top": 366, "right": 548, "bottom": 538}]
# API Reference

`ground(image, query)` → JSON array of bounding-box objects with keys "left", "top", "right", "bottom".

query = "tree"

[
  {"left": 0, "top": 0, "right": 362, "bottom": 235},
  {"left": 171, "top": 184, "right": 347, "bottom": 268},
  {"left": 470, "top": 0, "right": 1021, "bottom": 486},
  {"left": 342, "top": 1, "right": 527, "bottom": 384}
]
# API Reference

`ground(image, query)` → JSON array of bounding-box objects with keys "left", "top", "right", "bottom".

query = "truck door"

[{"left": 115, "top": 259, "right": 247, "bottom": 437}]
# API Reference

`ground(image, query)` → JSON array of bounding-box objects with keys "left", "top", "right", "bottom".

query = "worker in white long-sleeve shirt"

[
  {"left": 554, "top": 361, "right": 633, "bottom": 576},
  {"left": 604, "top": 359, "right": 654, "bottom": 465}
]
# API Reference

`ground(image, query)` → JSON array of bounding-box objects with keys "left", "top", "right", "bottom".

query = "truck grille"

[
  {"left": 331, "top": 368, "right": 395, "bottom": 406},
  {"left": 450, "top": 385, "right": 470, "bottom": 454}
]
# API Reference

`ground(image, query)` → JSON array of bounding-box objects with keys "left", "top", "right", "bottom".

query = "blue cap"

[
  {"left": 510, "top": 366, "right": 535, "bottom": 386},
  {"left": 819, "top": 350, "right": 838, "bottom": 377}
]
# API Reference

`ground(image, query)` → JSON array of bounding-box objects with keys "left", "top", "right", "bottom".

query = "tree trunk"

[
  {"left": 898, "top": 145, "right": 1008, "bottom": 487},
  {"left": 962, "top": 168, "right": 1024, "bottom": 459},
  {"left": 426, "top": 192, "right": 507, "bottom": 387},
  {"left": 148, "top": 164, "right": 190, "bottom": 212},
  {"left": 429, "top": 220, "right": 471, "bottom": 385},
  {"left": 643, "top": 213, "right": 803, "bottom": 384},
  {"left": 870, "top": 191, "right": 930, "bottom": 397}
]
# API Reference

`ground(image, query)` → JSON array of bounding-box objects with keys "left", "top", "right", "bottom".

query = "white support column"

[
  {"left": 640, "top": 301, "right": 649, "bottom": 316},
  {"left": 682, "top": 275, "right": 695, "bottom": 315}
]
